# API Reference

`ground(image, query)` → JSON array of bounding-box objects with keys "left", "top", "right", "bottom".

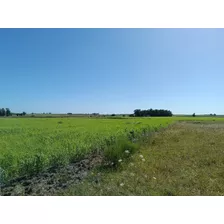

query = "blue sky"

[{"left": 0, "top": 28, "right": 223, "bottom": 114}]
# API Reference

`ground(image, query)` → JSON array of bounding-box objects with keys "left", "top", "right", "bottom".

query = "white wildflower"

[
  {"left": 153, "top": 177, "right": 156, "bottom": 180},
  {"left": 120, "top": 183, "right": 124, "bottom": 187},
  {"left": 118, "top": 159, "right": 122, "bottom": 163},
  {"left": 130, "top": 163, "right": 134, "bottom": 166},
  {"left": 125, "top": 150, "right": 130, "bottom": 154},
  {"left": 139, "top": 155, "right": 144, "bottom": 158},
  {"left": 142, "top": 158, "right": 145, "bottom": 162}
]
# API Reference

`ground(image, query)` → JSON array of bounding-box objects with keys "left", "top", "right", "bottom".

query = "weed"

[{"left": 104, "top": 137, "right": 139, "bottom": 166}]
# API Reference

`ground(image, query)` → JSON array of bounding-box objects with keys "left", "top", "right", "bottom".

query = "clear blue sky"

[{"left": 0, "top": 28, "right": 223, "bottom": 114}]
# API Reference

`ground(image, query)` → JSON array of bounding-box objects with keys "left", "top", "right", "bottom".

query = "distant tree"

[
  {"left": 22, "top": 112, "right": 26, "bottom": 116},
  {"left": 214, "top": 114, "right": 216, "bottom": 116},
  {"left": 5, "top": 108, "right": 11, "bottom": 116},
  {"left": 111, "top": 114, "right": 116, "bottom": 116},
  {"left": 192, "top": 113, "right": 196, "bottom": 117},
  {"left": 134, "top": 109, "right": 141, "bottom": 117},
  {"left": 0, "top": 108, "right": 6, "bottom": 116},
  {"left": 133, "top": 108, "right": 172, "bottom": 117},
  {"left": 67, "top": 113, "right": 72, "bottom": 115}
]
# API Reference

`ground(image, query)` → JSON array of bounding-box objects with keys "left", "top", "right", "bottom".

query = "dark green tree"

[
  {"left": 134, "top": 109, "right": 141, "bottom": 117},
  {"left": 5, "top": 108, "right": 11, "bottom": 116},
  {"left": 0, "top": 108, "right": 6, "bottom": 116},
  {"left": 133, "top": 108, "right": 172, "bottom": 117}
]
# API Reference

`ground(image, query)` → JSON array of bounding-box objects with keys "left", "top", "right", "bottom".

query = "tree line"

[
  {"left": 0, "top": 108, "right": 27, "bottom": 117},
  {"left": 133, "top": 109, "right": 173, "bottom": 117},
  {"left": 0, "top": 108, "right": 11, "bottom": 116},
  {"left": 1, "top": 107, "right": 173, "bottom": 117}
]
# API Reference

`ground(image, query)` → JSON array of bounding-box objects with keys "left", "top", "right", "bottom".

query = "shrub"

[{"left": 104, "top": 137, "right": 139, "bottom": 166}]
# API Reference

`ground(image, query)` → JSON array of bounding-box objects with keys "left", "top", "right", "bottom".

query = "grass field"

[{"left": 1, "top": 116, "right": 224, "bottom": 195}]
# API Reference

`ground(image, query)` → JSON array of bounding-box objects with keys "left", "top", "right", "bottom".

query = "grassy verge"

[{"left": 60, "top": 121, "right": 224, "bottom": 196}]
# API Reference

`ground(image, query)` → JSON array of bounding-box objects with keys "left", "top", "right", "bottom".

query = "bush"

[{"left": 104, "top": 137, "right": 139, "bottom": 166}]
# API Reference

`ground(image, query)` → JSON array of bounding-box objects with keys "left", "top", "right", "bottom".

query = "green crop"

[{"left": 1, "top": 116, "right": 223, "bottom": 183}]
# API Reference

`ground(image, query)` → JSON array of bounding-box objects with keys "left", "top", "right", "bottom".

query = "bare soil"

[{"left": 1, "top": 154, "right": 103, "bottom": 196}]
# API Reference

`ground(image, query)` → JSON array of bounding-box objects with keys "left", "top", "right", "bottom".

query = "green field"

[
  {"left": 1, "top": 116, "right": 224, "bottom": 187},
  {"left": 0, "top": 117, "right": 177, "bottom": 183}
]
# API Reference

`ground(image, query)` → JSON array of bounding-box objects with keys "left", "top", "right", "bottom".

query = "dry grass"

[{"left": 61, "top": 122, "right": 224, "bottom": 196}]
